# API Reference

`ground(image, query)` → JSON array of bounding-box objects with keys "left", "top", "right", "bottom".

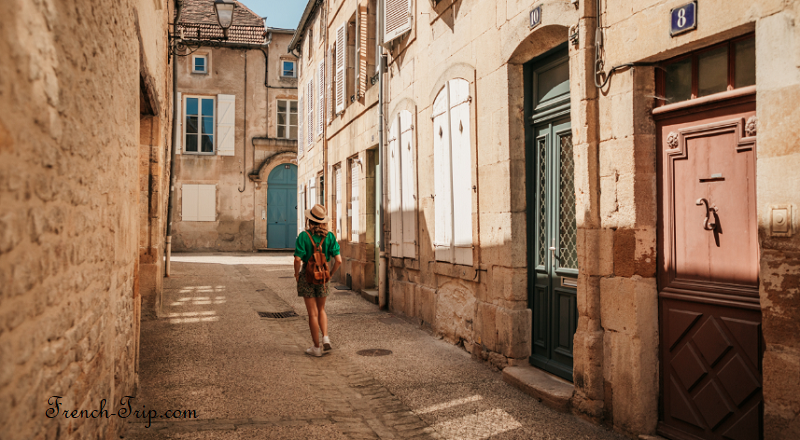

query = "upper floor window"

[
  {"left": 185, "top": 96, "right": 215, "bottom": 153},
  {"left": 277, "top": 100, "right": 298, "bottom": 140},
  {"left": 659, "top": 35, "right": 755, "bottom": 105},
  {"left": 192, "top": 54, "right": 208, "bottom": 74},
  {"left": 281, "top": 60, "right": 297, "bottom": 78}
]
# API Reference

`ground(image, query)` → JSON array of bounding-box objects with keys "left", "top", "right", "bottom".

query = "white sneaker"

[
  {"left": 322, "top": 336, "right": 332, "bottom": 351},
  {"left": 305, "top": 346, "right": 323, "bottom": 357}
]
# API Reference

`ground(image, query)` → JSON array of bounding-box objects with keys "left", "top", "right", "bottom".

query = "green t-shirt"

[{"left": 294, "top": 231, "right": 340, "bottom": 263}]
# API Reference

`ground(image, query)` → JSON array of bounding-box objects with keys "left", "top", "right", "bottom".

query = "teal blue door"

[{"left": 267, "top": 164, "right": 297, "bottom": 249}]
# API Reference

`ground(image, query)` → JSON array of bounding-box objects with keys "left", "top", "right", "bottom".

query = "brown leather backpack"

[{"left": 304, "top": 231, "right": 331, "bottom": 285}]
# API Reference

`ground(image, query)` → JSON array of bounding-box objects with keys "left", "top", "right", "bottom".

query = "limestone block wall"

[{"left": 0, "top": 0, "right": 171, "bottom": 438}]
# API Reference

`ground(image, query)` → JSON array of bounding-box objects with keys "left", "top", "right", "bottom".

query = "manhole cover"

[
  {"left": 356, "top": 349, "right": 393, "bottom": 357},
  {"left": 258, "top": 311, "right": 298, "bottom": 319}
]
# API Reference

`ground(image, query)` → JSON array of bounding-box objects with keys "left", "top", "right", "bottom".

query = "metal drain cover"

[
  {"left": 356, "top": 349, "right": 393, "bottom": 357},
  {"left": 258, "top": 311, "right": 298, "bottom": 319}
]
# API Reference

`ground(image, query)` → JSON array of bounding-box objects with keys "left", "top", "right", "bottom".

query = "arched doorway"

[{"left": 267, "top": 163, "right": 297, "bottom": 249}]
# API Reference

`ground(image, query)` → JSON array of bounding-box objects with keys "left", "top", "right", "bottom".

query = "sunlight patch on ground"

[
  {"left": 433, "top": 408, "right": 522, "bottom": 440},
  {"left": 166, "top": 311, "right": 219, "bottom": 324},
  {"left": 169, "top": 253, "right": 294, "bottom": 266},
  {"left": 416, "top": 395, "right": 483, "bottom": 414}
]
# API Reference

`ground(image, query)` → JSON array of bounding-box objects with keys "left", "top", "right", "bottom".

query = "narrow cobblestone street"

[{"left": 124, "top": 253, "right": 625, "bottom": 440}]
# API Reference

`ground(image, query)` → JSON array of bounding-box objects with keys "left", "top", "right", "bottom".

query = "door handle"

[
  {"left": 695, "top": 198, "right": 718, "bottom": 231},
  {"left": 549, "top": 239, "right": 558, "bottom": 267}
]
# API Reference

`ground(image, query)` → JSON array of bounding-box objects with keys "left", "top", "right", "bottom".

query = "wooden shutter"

[
  {"left": 309, "top": 178, "right": 316, "bottom": 208},
  {"left": 181, "top": 184, "right": 199, "bottom": 221},
  {"left": 327, "top": 48, "right": 334, "bottom": 124},
  {"left": 318, "top": 60, "right": 324, "bottom": 136},
  {"left": 358, "top": 6, "right": 368, "bottom": 98},
  {"left": 216, "top": 94, "right": 235, "bottom": 156},
  {"left": 298, "top": 95, "right": 304, "bottom": 156},
  {"left": 388, "top": 116, "right": 402, "bottom": 256},
  {"left": 384, "top": 0, "right": 412, "bottom": 44},
  {"left": 336, "top": 167, "right": 342, "bottom": 238},
  {"left": 197, "top": 184, "right": 216, "bottom": 221},
  {"left": 432, "top": 89, "right": 452, "bottom": 262},
  {"left": 351, "top": 160, "right": 360, "bottom": 242},
  {"left": 399, "top": 110, "right": 416, "bottom": 258},
  {"left": 307, "top": 80, "right": 314, "bottom": 147},
  {"left": 175, "top": 92, "right": 182, "bottom": 154},
  {"left": 335, "top": 23, "right": 346, "bottom": 114},
  {"left": 448, "top": 79, "right": 473, "bottom": 265}
]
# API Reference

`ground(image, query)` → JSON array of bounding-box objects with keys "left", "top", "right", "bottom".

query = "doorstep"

[
  {"left": 502, "top": 365, "right": 574, "bottom": 412},
  {"left": 360, "top": 289, "right": 379, "bottom": 304}
]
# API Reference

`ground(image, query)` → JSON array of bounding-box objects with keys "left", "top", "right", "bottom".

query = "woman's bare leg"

[
  {"left": 316, "top": 297, "right": 328, "bottom": 337},
  {"left": 303, "top": 297, "right": 320, "bottom": 348}
]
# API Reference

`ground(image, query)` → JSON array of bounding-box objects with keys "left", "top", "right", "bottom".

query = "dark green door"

[
  {"left": 526, "top": 46, "right": 578, "bottom": 381},
  {"left": 267, "top": 164, "right": 297, "bottom": 249}
]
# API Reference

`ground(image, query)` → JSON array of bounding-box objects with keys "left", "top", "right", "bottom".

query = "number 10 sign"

[{"left": 670, "top": 1, "right": 697, "bottom": 37}]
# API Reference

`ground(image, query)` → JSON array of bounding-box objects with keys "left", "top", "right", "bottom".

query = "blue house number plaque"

[
  {"left": 670, "top": 1, "right": 697, "bottom": 36},
  {"left": 530, "top": 5, "right": 541, "bottom": 29}
]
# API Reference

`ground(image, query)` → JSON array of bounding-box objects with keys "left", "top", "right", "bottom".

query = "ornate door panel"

[
  {"left": 657, "top": 97, "right": 762, "bottom": 440},
  {"left": 267, "top": 164, "right": 298, "bottom": 249}
]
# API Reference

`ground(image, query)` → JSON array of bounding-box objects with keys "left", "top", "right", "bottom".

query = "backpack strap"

[{"left": 305, "top": 230, "right": 326, "bottom": 253}]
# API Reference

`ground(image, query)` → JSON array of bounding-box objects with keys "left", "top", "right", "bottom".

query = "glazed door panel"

[{"left": 657, "top": 98, "right": 762, "bottom": 440}]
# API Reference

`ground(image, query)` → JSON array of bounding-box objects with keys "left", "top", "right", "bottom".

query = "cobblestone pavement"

[{"left": 123, "top": 253, "right": 626, "bottom": 440}]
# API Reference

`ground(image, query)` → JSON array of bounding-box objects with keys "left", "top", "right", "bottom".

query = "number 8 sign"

[{"left": 670, "top": 1, "right": 697, "bottom": 37}]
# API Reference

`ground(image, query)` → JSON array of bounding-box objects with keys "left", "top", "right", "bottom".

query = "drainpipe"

[
  {"left": 377, "top": 0, "right": 387, "bottom": 309},
  {"left": 165, "top": 0, "right": 183, "bottom": 278}
]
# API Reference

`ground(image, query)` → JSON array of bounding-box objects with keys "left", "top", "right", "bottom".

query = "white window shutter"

[
  {"left": 335, "top": 23, "right": 346, "bottom": 114},
  {"left": 432, "top": 90, "right": 452, "bottom": 262},
  {"left": 298, "top": 95, "right": 304, "bottom": 156},
  {"left": 175, "top": 92, "right": 182, "bottom": 155},
  {"left": 181, "top": 184, "right": 199, "bottom": 221},
  {"left": 216, "top": 94, "right": 235, "bottom": 156},
  {"left": 327, "top": 48, "right": 334, "bottom": 124},
  {"left": 448, "top": 79, "right": 473, "bottom": 266},
  {"left": 358, "top": 6, "right": 368, "bottom": 98},
  {"left": 298, "top": 185, "right": 305, "bottom": 233},
  {"left": 318, "top": 60, "right": 324, "bottom": 136},
  {"left": 198, "top": 184, "right": 216, "bottom": 221},
  {"left": 388, "top": 116, "right": 402, "bottom": 256},
  {"left": 384, "top": 0, "right": 412, "bottom": 44},
  {"left": 309, "top": 178, "right": 316, "bottom": 208},
  {"left": 336, "top": 168, "right": 342, "bottom": 238},
  {"left": 351, "top": 161, "right": 360, "bottom": 242},
  {"left": 307, "top": 80, "right": 314, "bottom": 147},
  {"left": 399, "top": 110, "right": 416, "bottom": 258}
]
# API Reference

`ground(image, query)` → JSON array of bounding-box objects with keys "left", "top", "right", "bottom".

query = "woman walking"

[{"left": 294, "top": 204, "right": 342, "bottom": 357}]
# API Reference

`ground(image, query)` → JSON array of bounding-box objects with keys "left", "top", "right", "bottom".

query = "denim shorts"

[{"left": 297, "top": 268, "right": 329, "bottom": 298}]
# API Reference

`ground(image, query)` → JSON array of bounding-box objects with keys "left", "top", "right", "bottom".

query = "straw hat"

[{"left": 304, "top": 204, "right": 329, "bottom": 223}]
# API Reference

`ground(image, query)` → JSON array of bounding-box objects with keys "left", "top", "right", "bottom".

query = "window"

[
  {"left": 350, "top": 159, "right": 360, "bottom": 242},
  {"left": 384, "top": 0, "right": 412, "bottom": 44},
  {"left": 388, "top": 110, "right": 417, "bottom": 258},
  {"left": 184, "top": 96, "right": 215, "bottom": 153},
  {"left": 334, "top": 23, "right": 346, "bottom": 114},
  {"left": 659, "top": 35, "right": 755, "bottom": 105},
  {"left": 192, "top": 54, "right": 208, "bottom": 74},
  {"left": 281, "top": 60, "right": 296, "bottom": 78},
  {"left": 306, "top": 80, "right": 314, "bottom": 147},
  {"left": 277, "top": 100, "right": 298, "bottom": 139},
  {"left": 181, "top": 184, "right": 216, "bottom": 222},
  {"left": 432, "top": 79, "right": 473, "bottom": 265},
  {"left": 307, "top": 28, "right": 314, "bottom": 61}
]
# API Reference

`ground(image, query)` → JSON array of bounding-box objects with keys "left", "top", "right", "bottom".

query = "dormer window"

[{"left": 192, "top": 54, "right": 208, "bottom": 74}]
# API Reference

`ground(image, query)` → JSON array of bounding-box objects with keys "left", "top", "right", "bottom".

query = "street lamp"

[{"left": 214, "top": 0, "right": 235, "bottom": 39}]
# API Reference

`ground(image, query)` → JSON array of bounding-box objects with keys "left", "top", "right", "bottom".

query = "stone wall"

[{"left": 0, "top": 0, "right": 171, "bottom": 438}]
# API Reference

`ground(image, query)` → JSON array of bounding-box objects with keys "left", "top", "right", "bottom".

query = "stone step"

[
  {"left": 502, "top": 365, "right": 574, "bottom": 412},
  {"left": 360, "top": 289, "right": 379, "bottom": 305}
]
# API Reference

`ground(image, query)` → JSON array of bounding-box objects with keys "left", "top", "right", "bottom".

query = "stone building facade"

[
  {"left": 172, "top": 0, "right": 299, "bottom": 252},
  {"left": 0, "top": 0, "right": 173, "bottom": 438},
  {"left": 293, "top": 0, "right": 800, "bottom": 438}
]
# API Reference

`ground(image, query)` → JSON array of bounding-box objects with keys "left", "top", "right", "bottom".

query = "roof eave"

[{"left": 288, "top": 0, "right": 319, "bottom": 52}]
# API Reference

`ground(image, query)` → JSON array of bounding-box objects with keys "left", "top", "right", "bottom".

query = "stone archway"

[{"left": 252, "top": 151, "right": 298, "bottom": 249}]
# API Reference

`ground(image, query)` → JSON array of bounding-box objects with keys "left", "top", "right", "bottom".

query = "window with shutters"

[
  {"left": 181, "top": 184, "right": 216, "bottom": 222},
  {"left": 317, "top": 61, "right": 324, "bottom": 136},
  {"left": 432, "top": 79, "right": 473, "bottom": 265},
  {"left": 350, "top": 158, "right": 360, "bottom": 242},
  {"left": 384, "top": 0, "right": 412, "bottom": 44},
  {"left": 184, "top": 96, "right": 215, "bottom": 154},
  {"left": 335, "top": 23, "right": 346, "bottom": 114},
  {"left": 366, "top": 1, "right": 378, "bottom": 89},
  {"left": 306, "top": 80, "right": 314, "bottom": 148},
  {"left": 277, "top": 100, "right": 298, "bottom": 140},
  {"left": 388, "top": 110, "right": 417, "bottom": 258},
  {"left": 298, "top": 95, "right": 304, "bottom": 156}
]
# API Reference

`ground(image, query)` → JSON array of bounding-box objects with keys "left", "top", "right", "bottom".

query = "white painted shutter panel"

[
  {"left": 388, "top": 117, "right": 402, "bottom": 256},
  {"left": 318, "top": 60, "right": 324, "bottom": 135},
  {"left": 335, "top": 24, "right": 346, "bottom": 114},
  {"left": 351, "top": 161, "right": 360, "bottom": 242},
  {"left": 309, "top": 178, "right": 316, "bottom": 208},
  {"left": 327, "top": 49, "right": 334, "bottom": 124},
  {"left": 448, "top": 79, "right": 473, "bottom": 265},
  {"left": 174, "top": 92, "right": 182, "bottom": 155},
  {"left": 181, "top": 184, "right": 199, "bottom": 221},
  {"left": 298, "top": 185, "right": 305, "bottom": 234},
  {"left": 354, "top": 10, "right": 360, "bottom": 93},
  {"left": 298, "top": 95, "right": 304, "bottom": 156},
  {"left": 384, "top": 0, "right": 412, "bottom": 44},
  {"left": 399, "top": 110, "right": 416, "bottom": 258},
  {"left": 432, "top": 90, "right": 452, "bottom": 262},
  {"left": 198, "top": 184, "right": 216, "bottom": 221},
  {"left": 216, "top": 94, "right": 235, "bottom": 156},
  {"left": 358, "top": 6, "right": 368, "bottom": 98},
  {"left": 336, "top": 168, "right": 342, "bottom": 238},
  {"left": 307, "top": 80, "right": 314, "bottom": 147}
]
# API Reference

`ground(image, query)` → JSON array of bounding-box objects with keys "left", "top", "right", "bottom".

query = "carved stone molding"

[
  {"left": 745, "top": 116, "right": 757, "bottom": 137},
  {"left": 666, "top": 132, "right": 679, "bottom": 150}
]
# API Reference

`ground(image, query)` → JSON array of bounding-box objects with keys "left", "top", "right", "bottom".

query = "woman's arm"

[
  {"left": 330, "top": 255, "right": 343, "bottom": 277},
  {"left": 294, "top": 256, "right": 302, "bottom": 281}
]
